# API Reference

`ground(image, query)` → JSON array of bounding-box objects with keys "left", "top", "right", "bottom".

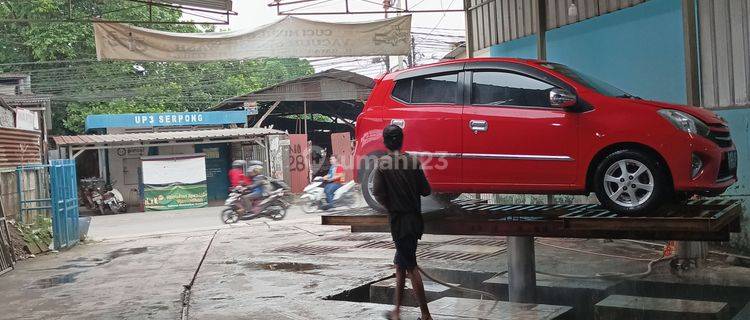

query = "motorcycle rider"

[
  {"left": 228, "top": 160, "right": 249, "bottom": 188},
  {"left": 245, "top": 161, "right": 269, "bottom": 214},
  {"left": 321, "top": 155, "right": 345, "bottom": 210}
]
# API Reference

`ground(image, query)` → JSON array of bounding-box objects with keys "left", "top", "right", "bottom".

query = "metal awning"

[
  {"left": 52, "top": 127, "right": 284, "bottom": 158},
  {"left": 154, "top": 0, "right": 232, "bottom": 11}
]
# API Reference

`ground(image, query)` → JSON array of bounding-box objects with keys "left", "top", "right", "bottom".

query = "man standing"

[
  {"left": 372, "top": 125, "right": 433, "bottom": 320},
  {"left": 321, "top": 155, "right": 345, "bottom": 210}
]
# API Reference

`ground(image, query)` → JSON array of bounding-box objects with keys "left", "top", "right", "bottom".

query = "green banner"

[{"left": 144, "top": 183, "right": 208, "bottom": 211}]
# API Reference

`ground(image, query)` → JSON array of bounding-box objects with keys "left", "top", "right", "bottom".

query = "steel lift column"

[{"left": 508, "top": 236, "right": 536, "bottom": 303}]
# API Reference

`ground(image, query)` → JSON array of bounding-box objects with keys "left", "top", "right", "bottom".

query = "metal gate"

[
  {"left": 0, "top": 217, "right": 13, "bottom": 276},
  {"left": 49, "top": 160, "right": 79, "bottom": 250}
]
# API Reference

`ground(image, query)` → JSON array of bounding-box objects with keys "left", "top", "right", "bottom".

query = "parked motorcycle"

[
  {"left": 78, "top": 178, "right": 127, "bottom": 214},
  {"left": 300, "top": 177, "right": 358, "bottom": 213},
  {"left": 221, "top": 180, "right": 291, "bottom": 224},
  {"left": 101, "top": 186, "right": 128, "bottom": 214}
]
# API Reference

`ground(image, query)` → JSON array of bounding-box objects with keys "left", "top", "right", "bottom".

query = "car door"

[
  {"left": 386, "top": 71, "right": 463, "bottom": 189},
  {"left": 461, "top": 66, "right": 579, "bottom": 190}
]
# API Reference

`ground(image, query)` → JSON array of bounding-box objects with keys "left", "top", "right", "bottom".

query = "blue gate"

[{"left": 49, "top": 160, "right": 79, "bottom": 250}]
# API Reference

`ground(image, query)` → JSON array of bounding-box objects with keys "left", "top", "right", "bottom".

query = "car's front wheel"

[{"left": 593, "top": 150, "right": 671, "bottom": 214}]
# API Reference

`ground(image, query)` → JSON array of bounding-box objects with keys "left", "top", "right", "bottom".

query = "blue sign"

[{"left": 85, "top": 111, "right": 250, "bottom": 130}]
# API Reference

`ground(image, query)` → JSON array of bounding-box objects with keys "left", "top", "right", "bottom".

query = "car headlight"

[{"left": 658, "top": 109, "right": 710, "bottom": 137}]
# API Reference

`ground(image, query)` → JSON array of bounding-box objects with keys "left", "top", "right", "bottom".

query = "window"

[
  {"left": 540, "top": 63, "right": 630, "bottom": 98},
  {"left": 391, "top": 73, "right": 458, "bottom": 104},
  {"left": 392, "top": 80, "right": 411, "bottom": 102},
  {"left": 471, "top": 71, "right": 555, "bottom": 107}
]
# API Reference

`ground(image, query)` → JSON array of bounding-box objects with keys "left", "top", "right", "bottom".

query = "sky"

[{"left": 221, "top": 0, "right": 467, "bottom": 76}]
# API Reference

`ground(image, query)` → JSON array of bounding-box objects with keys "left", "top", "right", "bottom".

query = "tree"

[{"left": 0, "top": 1, "right": 314, "bottom": 134}]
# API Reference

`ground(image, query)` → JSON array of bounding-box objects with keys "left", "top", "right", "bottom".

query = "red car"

[{"left": 354, "top": 58, "right": 737, "bottom": 213}]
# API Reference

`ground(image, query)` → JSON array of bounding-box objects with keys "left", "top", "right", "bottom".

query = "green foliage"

[
  {"left": 17, "top": 215, "right": 53, "bottom": 249},
  {"left": 0, "top": 1, "right": 315, "bottom": 134}
]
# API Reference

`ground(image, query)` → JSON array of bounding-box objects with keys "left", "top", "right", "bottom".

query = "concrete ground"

[{"left": 2, "top": 204, "right": 750, "bottom": 319}]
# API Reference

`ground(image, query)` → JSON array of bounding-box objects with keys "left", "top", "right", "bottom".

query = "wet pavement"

[{"left": 1, "top": 205, "right": 749, "bottom": 319}]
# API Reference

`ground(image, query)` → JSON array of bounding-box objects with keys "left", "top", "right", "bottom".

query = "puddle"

[
  {"left": 33, "top": 272, "right": 82, "bottom": 289},
  {"left": 244, "top": 262, "right": 322, "bottom": 273},
  {"left": 107, "top": 247, "right": 148, "bottom": 259},
  {"left": 42, "top": 247, "right": 149, "bottom": 271}
]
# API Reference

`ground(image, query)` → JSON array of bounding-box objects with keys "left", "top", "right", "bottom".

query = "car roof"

[{"left": 383, "top": 57, "right": 546, "bottom": 80}]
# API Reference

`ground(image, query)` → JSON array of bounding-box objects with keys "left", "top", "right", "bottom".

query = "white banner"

[
  {"left": 142, "top": 154, "right": 206, "bottom": 185},
  {"left": 94, "top": 16, "right": 412, "bottom": 61},
  {"left": 15, "top": 108, "right": 38, "bottom": 131}
]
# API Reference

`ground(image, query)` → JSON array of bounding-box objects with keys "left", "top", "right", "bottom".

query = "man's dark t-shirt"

[{"left": 372, "top": 152, "right": 431, "bottom": 241}]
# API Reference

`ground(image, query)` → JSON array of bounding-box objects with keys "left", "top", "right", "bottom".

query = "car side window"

[
  {"left": 391, "top": 73, "right": 458, "bottom": 104},
  {"left": 471, "top": 71, "right": 555, "bottom": 107},
  {"left": 392, "top": 79, "right": 411, "bottom": 103}
]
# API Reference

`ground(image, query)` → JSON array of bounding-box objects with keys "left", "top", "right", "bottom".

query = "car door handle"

[
  {"left": 391, "top": 119, "right": 405, "bottom": 128},
  {"left": 469, "top": 120, "right": 488, "bottom": 133}
]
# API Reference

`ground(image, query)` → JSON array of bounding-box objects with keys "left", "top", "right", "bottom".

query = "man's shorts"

[{"left": 393, "top": 235, "right": 418, "bottom": 270}]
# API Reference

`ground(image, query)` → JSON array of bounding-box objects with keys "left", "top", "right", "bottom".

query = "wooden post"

[{"left": 464, "top": 0, "right": 474, "bottom": 58}]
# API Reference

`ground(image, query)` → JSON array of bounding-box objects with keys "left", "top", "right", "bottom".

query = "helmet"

[
  {"left": 247, "top": 165, "right": 263, "bottom": 175},
  {"left": 248, "top": 160, "right": 263, "bottom": 167},
  {"left": 232, "top": 160, "right": 246, "bottom": 168}
]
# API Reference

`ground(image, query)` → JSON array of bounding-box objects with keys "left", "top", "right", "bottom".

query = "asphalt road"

[{"left": 86, "top": 204, "right": 334, "bottom": 241}]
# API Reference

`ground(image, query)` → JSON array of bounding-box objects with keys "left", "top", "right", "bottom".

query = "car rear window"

[{"left": 391, "top": 73, "right": 458, "bottom": 104}]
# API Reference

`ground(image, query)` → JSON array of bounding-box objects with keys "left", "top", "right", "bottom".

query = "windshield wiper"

[{"left": 616, "top": 93, "right": 642, "bottom": 100}]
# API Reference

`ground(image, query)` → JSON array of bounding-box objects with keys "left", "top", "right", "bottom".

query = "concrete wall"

[
  {"left": 0, "top": 107, "right": 13, "bottom": 128},
  {"left": 489, "top": 0, "right": 687, "bottom": 104}
]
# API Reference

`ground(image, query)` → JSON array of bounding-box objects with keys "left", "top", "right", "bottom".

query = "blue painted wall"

[
  {"left": 489, "top": 35, "right": 538, "bottom": 59},
  {"left": 490, "top": 0, "right": 687, "bottom": 104}
]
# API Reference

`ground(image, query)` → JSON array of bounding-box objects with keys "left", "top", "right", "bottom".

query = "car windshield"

[{"left": 540, "top": 63, "right": 633, "bottom": 98}]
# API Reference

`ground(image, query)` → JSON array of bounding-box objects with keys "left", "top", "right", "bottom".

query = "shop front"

[{"left": 52, "top": 111, "right": 285, "bottom": 212}]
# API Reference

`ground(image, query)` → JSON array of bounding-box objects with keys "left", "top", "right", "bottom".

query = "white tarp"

[
  {"left": 142, "top": 154, "right": 206, "bottom": 185},
  {"left": 94, "top": 15, "right": 412, "bottom": 61}
]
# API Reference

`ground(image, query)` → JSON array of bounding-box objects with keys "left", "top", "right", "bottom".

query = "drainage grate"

[
  {"left": 327, "top": 234, "right": 388, "bottom": 242},
  {"left": 270, "top": 245, "right": 346, "bottom": 256},
  {"left": 416, "top": 250, "right": 502, "bottom": 262},
  {"left": 443, "top": 237, "right": 506, "bottom": 247}
]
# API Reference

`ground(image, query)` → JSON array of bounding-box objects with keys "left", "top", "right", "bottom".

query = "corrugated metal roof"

[
  {"left": 213, "top": 68, "right": 374, "bottom": 108},
  {"left": 155, "top": 0, "right": 232, "bottom": 11},
  {"left": 0, "top": 94, "right": 51, "bottom": 105},
  {"left": 52, "top": 127, "right": 283, "bottom": 147}
]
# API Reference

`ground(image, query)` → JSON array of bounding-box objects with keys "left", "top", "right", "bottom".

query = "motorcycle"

[
  {"left": 79, "top": 178, "right": 127, "bottom": 214},
  {"left": 300, "top": 177, "right": 358, "bottom": 213},
  {"left": 101, "top": 186, "right": 128, "bottom": 214},
  {"left": 221, "top": 180, "right": 291, "bottom": 224}
]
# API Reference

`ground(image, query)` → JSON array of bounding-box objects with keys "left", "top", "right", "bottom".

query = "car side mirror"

[{"left": 550, "top": 88, "right": 577, "bottom": 109}]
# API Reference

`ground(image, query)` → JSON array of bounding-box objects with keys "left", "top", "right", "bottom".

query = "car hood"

[{"left": 635, "top": 100, "right": 726, "bottom": 125}]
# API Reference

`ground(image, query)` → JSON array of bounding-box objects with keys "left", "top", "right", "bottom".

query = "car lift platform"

[{"left": 321, "top": 198, "right": 742, "bottom": 241}]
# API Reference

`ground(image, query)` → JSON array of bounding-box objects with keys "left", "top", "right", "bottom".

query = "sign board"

[
  {"left": 15, "top": 108, "right": 38, "bottom": 131},
  {"left": 85, "top": 110, "right": 249, "bottom": 130},
  {"left": 142, "top": 154, "right": 208, "bottom": 211},
  {"left": 288, "top": 134, "right": 310, "bottom": 193},
  {"left": 93, "top": 15, "right": 411, "bottom": 61},
  {"left": 331, "top": 132, "right": 354, "bottom": 182}
]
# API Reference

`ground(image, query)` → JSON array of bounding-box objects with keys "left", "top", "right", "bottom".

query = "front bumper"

[{"left": 670, "top": 131, "right": 737, "bottom": 193}]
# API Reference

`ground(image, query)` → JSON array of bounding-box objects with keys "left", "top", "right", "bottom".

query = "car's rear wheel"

[{"left": 593, "top": 150, "right": 671, "bottom": 214}]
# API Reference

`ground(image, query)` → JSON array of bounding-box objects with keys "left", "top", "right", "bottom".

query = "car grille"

[
  {"left": 708, "top": 125, "right": 733, "bottom": 148},
  {"left": 717, "top": 152, "right": 737, "bottom": 182}
]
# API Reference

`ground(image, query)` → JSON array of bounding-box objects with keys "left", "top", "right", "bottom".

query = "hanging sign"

[
  {"left": 142, "top": 154, "right": 208, "bottom": 211},
  {"left": 93, "top": 15, "right": 412, "bottom": 61}
]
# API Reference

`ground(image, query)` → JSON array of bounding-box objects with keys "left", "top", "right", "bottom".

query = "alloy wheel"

[{"left": 603, "top": 159, "right": 655, "bottom": 208}]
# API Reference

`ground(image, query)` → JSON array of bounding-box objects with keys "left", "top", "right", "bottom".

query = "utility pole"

[
  {"left": 383, "top": 0, "right": 392, "bottom": 71},
  {"left": 408, "top": 36, "right": 415, "bottom": 67}
]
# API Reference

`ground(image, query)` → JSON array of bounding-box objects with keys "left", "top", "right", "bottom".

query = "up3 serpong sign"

[{"left": 85, "top": 110, "right": 250, "bottom": 130}]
